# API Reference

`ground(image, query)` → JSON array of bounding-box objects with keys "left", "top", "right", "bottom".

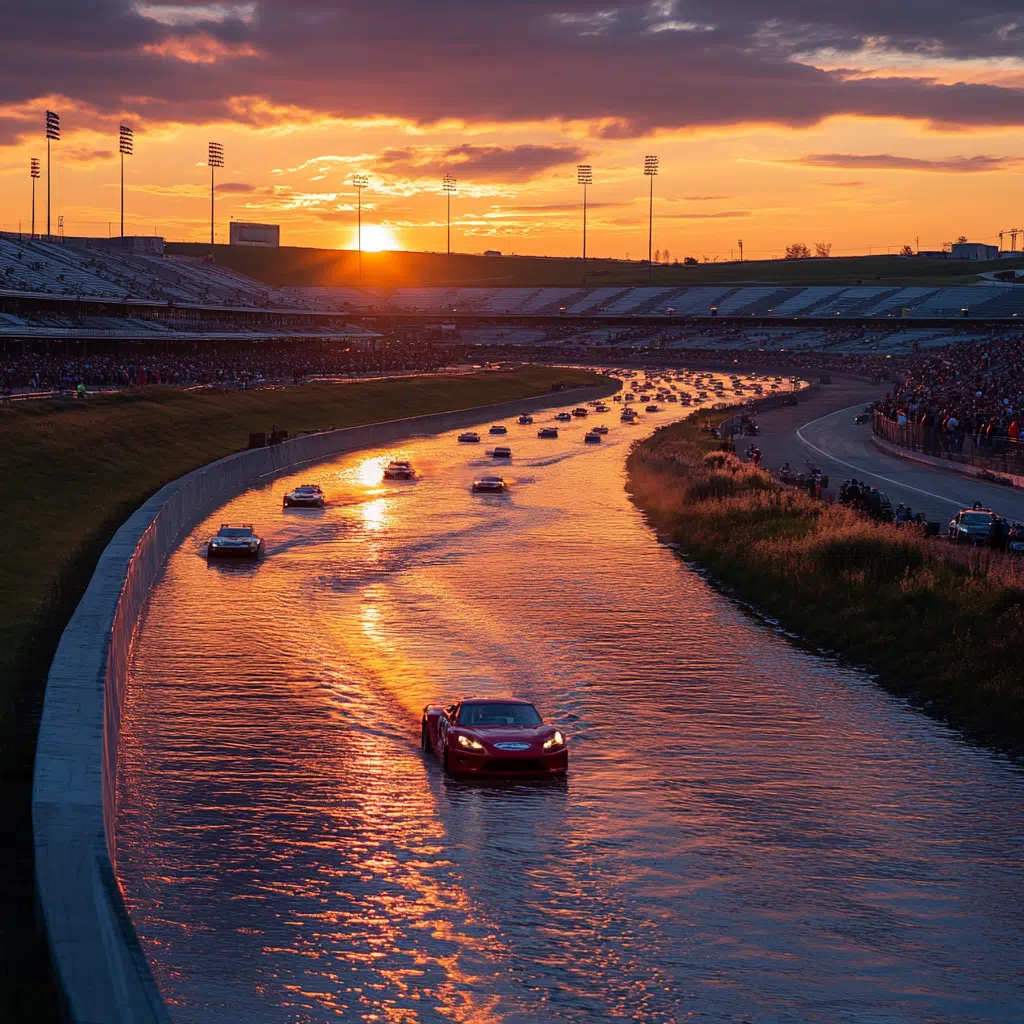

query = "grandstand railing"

[{"left": 873, "top": 412, "right": 1024, "bottom": 477}]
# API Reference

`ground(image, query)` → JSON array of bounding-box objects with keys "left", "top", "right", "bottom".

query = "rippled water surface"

[{"left": 118, "top": 377, "right": 1024, "bottom": 1023}]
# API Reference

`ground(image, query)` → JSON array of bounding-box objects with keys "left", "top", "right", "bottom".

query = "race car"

[
  {"left": 538, "top": 426, "right": 559, "bottom": 438},
  {"left": 458, "top": 431, "right": 481, "bottom": 443},
  {"left": 472, "top": 475, "right": 507, "bottom": 493},
  {"left": 283, "top": 484, "right": 325, "bottom": 508},
  {"left": 489, "top": 424, "right": 508, "bottom": 435},
  {"left": 517, "top": 414, "right": 534, "bottom": 425},
  {"left": 421, "top": 697, "right": 568, "bottom": 776},
  {"left": 555, "top": 412, "right": 573, "bottom": 422},
  {"left": 572, "top": 407, "right": 589, "bottom": 417},
  {"left": 492, "top": 446, "right": 512, "bottom": 458},
  {"left": 207, "top": 523, "right": 263, "bottom": 560},
  {"left": 592, "top": 424, "right": 609, "bottom": 435},
  {"left": 383, "top": 460, "right": 416, "bottom": 480},
  {"left": 595, "top": 404, "right": 610, "bottom": 412},
  {"left": 854, "top": 407, "right": 873, "bottom": 425},
  {"left": 584, "top": 431, "right": 601, "bottom": 444},
  {"left": 645, "top": 404, "right": 660, "bottom": 413}
]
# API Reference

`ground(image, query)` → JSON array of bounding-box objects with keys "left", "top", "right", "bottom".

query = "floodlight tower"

[
  {"left": 30, "top": 158, "right": 40, "bottom": 238},
  {"left": 119, "top": 125, "right": 133, "bottom": 238},
  {"left": 208, "top": 141, "right": 224, "bottom": 245},
  {"left": 45, "top": 110, "right": 60, "bottom": 239},
  {"left": 577, "top": 164, "right": 592, "bottom": 285},
  {"left": 644, "top": 154, "right": 659, "bottom": 280},
  {"left": 738, "top": 239, "right": 744, "bottom": 263},
  {"left": 352, "top": 174, "right": 369, "bottom": 279},
  {"left": 442, "top": 173, "right": 457, "bottom": 255}
]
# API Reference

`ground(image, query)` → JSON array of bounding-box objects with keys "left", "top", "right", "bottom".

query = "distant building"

[
  {"left": 951, "top": 242, "right": 999, "bottom": 261},
  {"left": 229, "top": 222, "right": 280, "bottom": 247},
  {"left": 482, "top": 249, "right": 502, "bottom": 257},
  {"left": 915, "top": 250, "right": 949, "bottom": 259}
]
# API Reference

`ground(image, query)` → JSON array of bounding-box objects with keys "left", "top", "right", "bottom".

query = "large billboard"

[{"left": 229, "top": 222, "right": 280, "bottom": 247}]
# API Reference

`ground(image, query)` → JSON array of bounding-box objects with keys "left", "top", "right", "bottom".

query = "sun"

[{"left": 351, "top": 224, "right": 402, "bottom": 252}]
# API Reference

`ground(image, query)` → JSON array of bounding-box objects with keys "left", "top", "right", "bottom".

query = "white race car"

[
  {"left": 472, "top": 476, "right": 507, "bottom": 493},
  {"left": 207, "top": 524, "right": 263, "bottom": 560},
  {"left": 383, "top": 460, "right": 416, "bottom": 480},
  {"left": 283, "top": 484, "right": 324, "bottom": 508}
]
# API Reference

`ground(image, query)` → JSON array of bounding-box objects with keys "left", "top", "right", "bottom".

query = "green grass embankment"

[
  {"left": 0, "top": 364, "right": 602, "bottom": 1022},
  {"left": 627, "top": 414, "right": 1024, "bottom": 756}
]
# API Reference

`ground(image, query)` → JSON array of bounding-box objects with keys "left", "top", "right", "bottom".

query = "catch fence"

[{"left": 873, "top": 413, "right": 1024, "bottom": 479}]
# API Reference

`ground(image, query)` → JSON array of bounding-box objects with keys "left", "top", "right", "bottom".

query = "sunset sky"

[{"left": 2, "top": 1, "right": 1023, "bottom": 260}]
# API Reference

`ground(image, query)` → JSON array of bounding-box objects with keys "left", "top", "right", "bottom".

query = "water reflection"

[{"left": 117, "top": 370, "right": 1024, "bottom": 1023}]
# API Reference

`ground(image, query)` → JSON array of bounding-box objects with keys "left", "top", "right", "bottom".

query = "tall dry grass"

[{"left": 627, "top": 418, "right": 1024, "bottom": 755}]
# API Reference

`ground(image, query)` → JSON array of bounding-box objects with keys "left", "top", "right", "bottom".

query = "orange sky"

[{"left": 2, "top": 20, "right": 1023, "bottom": 261}]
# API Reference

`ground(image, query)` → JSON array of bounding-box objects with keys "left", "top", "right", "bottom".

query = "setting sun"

[{"left": 352, "top": 224, "right": 402, "bottom": 252}]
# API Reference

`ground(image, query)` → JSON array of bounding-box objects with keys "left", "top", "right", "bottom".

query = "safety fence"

[{"left": 873, "top": 412, "right": 1024, "bottom": 478}]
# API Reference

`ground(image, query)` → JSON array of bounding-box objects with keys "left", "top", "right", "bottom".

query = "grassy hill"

[{"left": 166, "top": 242, "right": 1024, "bottom": 290}]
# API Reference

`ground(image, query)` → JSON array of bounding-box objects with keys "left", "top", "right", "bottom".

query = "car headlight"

[
  {"left": 543, "top": 731, "right": 565, "bottom": 750},
  {"left": 248, "top": 540, "right": 259, "bottom": 548},
  {"left": 457, "top": 734, "right": 483, "bottom": 751},
  {"left": 210, "top": 539, "right": 220, "bottom": 547}
]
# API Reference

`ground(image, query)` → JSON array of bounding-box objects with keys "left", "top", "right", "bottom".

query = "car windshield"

[
  {"left": 458, "top": 703, "right": 542, "bottom": 727},
  {"left": 961, "top": 512, "right": 993, "bottom": 526},
  {"left": 218, "top": 528, "right": 252, "bottom": 538}
]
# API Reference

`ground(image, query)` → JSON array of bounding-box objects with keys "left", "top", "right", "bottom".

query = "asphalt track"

[{"left": 752, "top": 380, "right": 1024, "bottom": 525}]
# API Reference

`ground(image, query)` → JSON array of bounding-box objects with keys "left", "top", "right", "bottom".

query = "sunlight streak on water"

[{"left": 117, "top": 372, "right": 1024, "bottom": 1023}]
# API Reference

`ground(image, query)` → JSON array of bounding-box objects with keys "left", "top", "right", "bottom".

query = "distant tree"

[
  {"left": 683, "top": 256, "right": 699, "bottom": 265},
  {"left": 900, "top": 244, "right": 914, "bottom": 256},
  {"left": 956, "top": 235, "right": 968, "bottom": 245},
  {"left": 662, "top": 248, "right": 671, "bottom": 263},
  {"left": 813, "top": 241, "right": 832, "bottom": 258},
  {"left": 673, "top": 256, "right": 679, "bottom": 265},
  {"left": 785, "top": 242, "right": 812, "bottom": 259}
]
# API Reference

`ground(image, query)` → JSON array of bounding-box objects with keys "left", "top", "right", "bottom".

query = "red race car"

[{"left": 421, "top": 697, "right": 568, "bottom": 776}]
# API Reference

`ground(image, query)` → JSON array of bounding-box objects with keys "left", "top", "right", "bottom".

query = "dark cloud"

[
  {"left": 797, "top": 153, "right": 1019, "bottom": 172},
  {"left": 819, "top": 180, "right": 866, "bottom": 187},
  {"left": 374, "top": 143, "right": 585, "bottom": 181},
  {"left": 1, "top": 1, "right": 1023, "bottom": 141},
  {"left": 216, "top": 181, "right": 258, "bottom": 193}
]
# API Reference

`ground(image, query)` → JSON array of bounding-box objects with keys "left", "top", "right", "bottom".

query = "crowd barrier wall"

[
  {"left": 32, "top": 379, "right": 619, "bottom": 1024},
  {"left": 872, "top": 413, "right": 1024, "bottom": 485}
]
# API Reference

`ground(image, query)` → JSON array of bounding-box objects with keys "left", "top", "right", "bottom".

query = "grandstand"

[{"left": 4, "top": 232, "right": 1024, "bottom": 324}]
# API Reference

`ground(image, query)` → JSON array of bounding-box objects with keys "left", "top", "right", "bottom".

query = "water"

[{"left": 117, "top": 376, "right": 1024, "bottom": 1023}]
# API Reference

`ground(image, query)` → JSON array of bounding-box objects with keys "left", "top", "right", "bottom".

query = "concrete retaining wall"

[{"left": 32, "top": 379, "right": 619, "bottom": 1024}]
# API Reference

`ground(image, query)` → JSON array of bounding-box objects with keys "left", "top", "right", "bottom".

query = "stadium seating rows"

[{"left": 4, "top": 233, "right": 1024, "bottom": 320}]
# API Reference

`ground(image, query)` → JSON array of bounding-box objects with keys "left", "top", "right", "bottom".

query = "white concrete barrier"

[{"left": 32, "top": 379, "right": 619, "bottom": 1023}]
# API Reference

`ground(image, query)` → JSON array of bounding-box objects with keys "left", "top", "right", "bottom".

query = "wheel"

[{"left": 421, "top": 720, "right": 430, "bottom": 753}]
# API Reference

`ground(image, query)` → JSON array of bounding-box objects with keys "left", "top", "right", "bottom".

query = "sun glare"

[{"left": 351, "top": 224, "right": 401, "bottom": 252}]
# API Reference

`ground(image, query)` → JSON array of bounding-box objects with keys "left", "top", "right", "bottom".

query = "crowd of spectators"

[
  {"left": 0, "top": 338, "right": 457, "bottom": 393},
  {"left": 872, "top": 332, "right": 1024, "bottom": 461}
]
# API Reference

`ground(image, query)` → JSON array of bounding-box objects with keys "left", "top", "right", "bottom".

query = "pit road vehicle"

[
  {"left": 949, "top": 507, "right": 996, "bottom": 544},
  {"left": 421, "top": 697, "right": 568, "bottom": 776},
  {"left": 207, "top": 524, "right": 263, "bottom": 560}
]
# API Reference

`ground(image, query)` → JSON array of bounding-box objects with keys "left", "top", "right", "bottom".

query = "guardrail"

[{"left": 873, "top": 412, "right": 1024, "bottom": 477}]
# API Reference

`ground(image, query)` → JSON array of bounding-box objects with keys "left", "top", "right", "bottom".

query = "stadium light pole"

[
  {"left": 30, "top": 158, "right": 40, "bottom": 239},
  {"left": 208, "top": 141, "right": 224, "bottom": 246},
  {"left": 577, "top": 164, "right": 592, "bottom": 285},
  {"left": 442, "top": 173, "right": 457, "bottom": 255},
  {"left": 45, "top": 110, "right": 60, "bottom": 240},
  {"left": 119, "top": 125, "right": 133, "bottom": 238},
  {"left": 644, "top": 154, "right": 659, "bottom": 281},
  {"left": 352, "top": 174, "right": 368, "bottom": 280}
]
